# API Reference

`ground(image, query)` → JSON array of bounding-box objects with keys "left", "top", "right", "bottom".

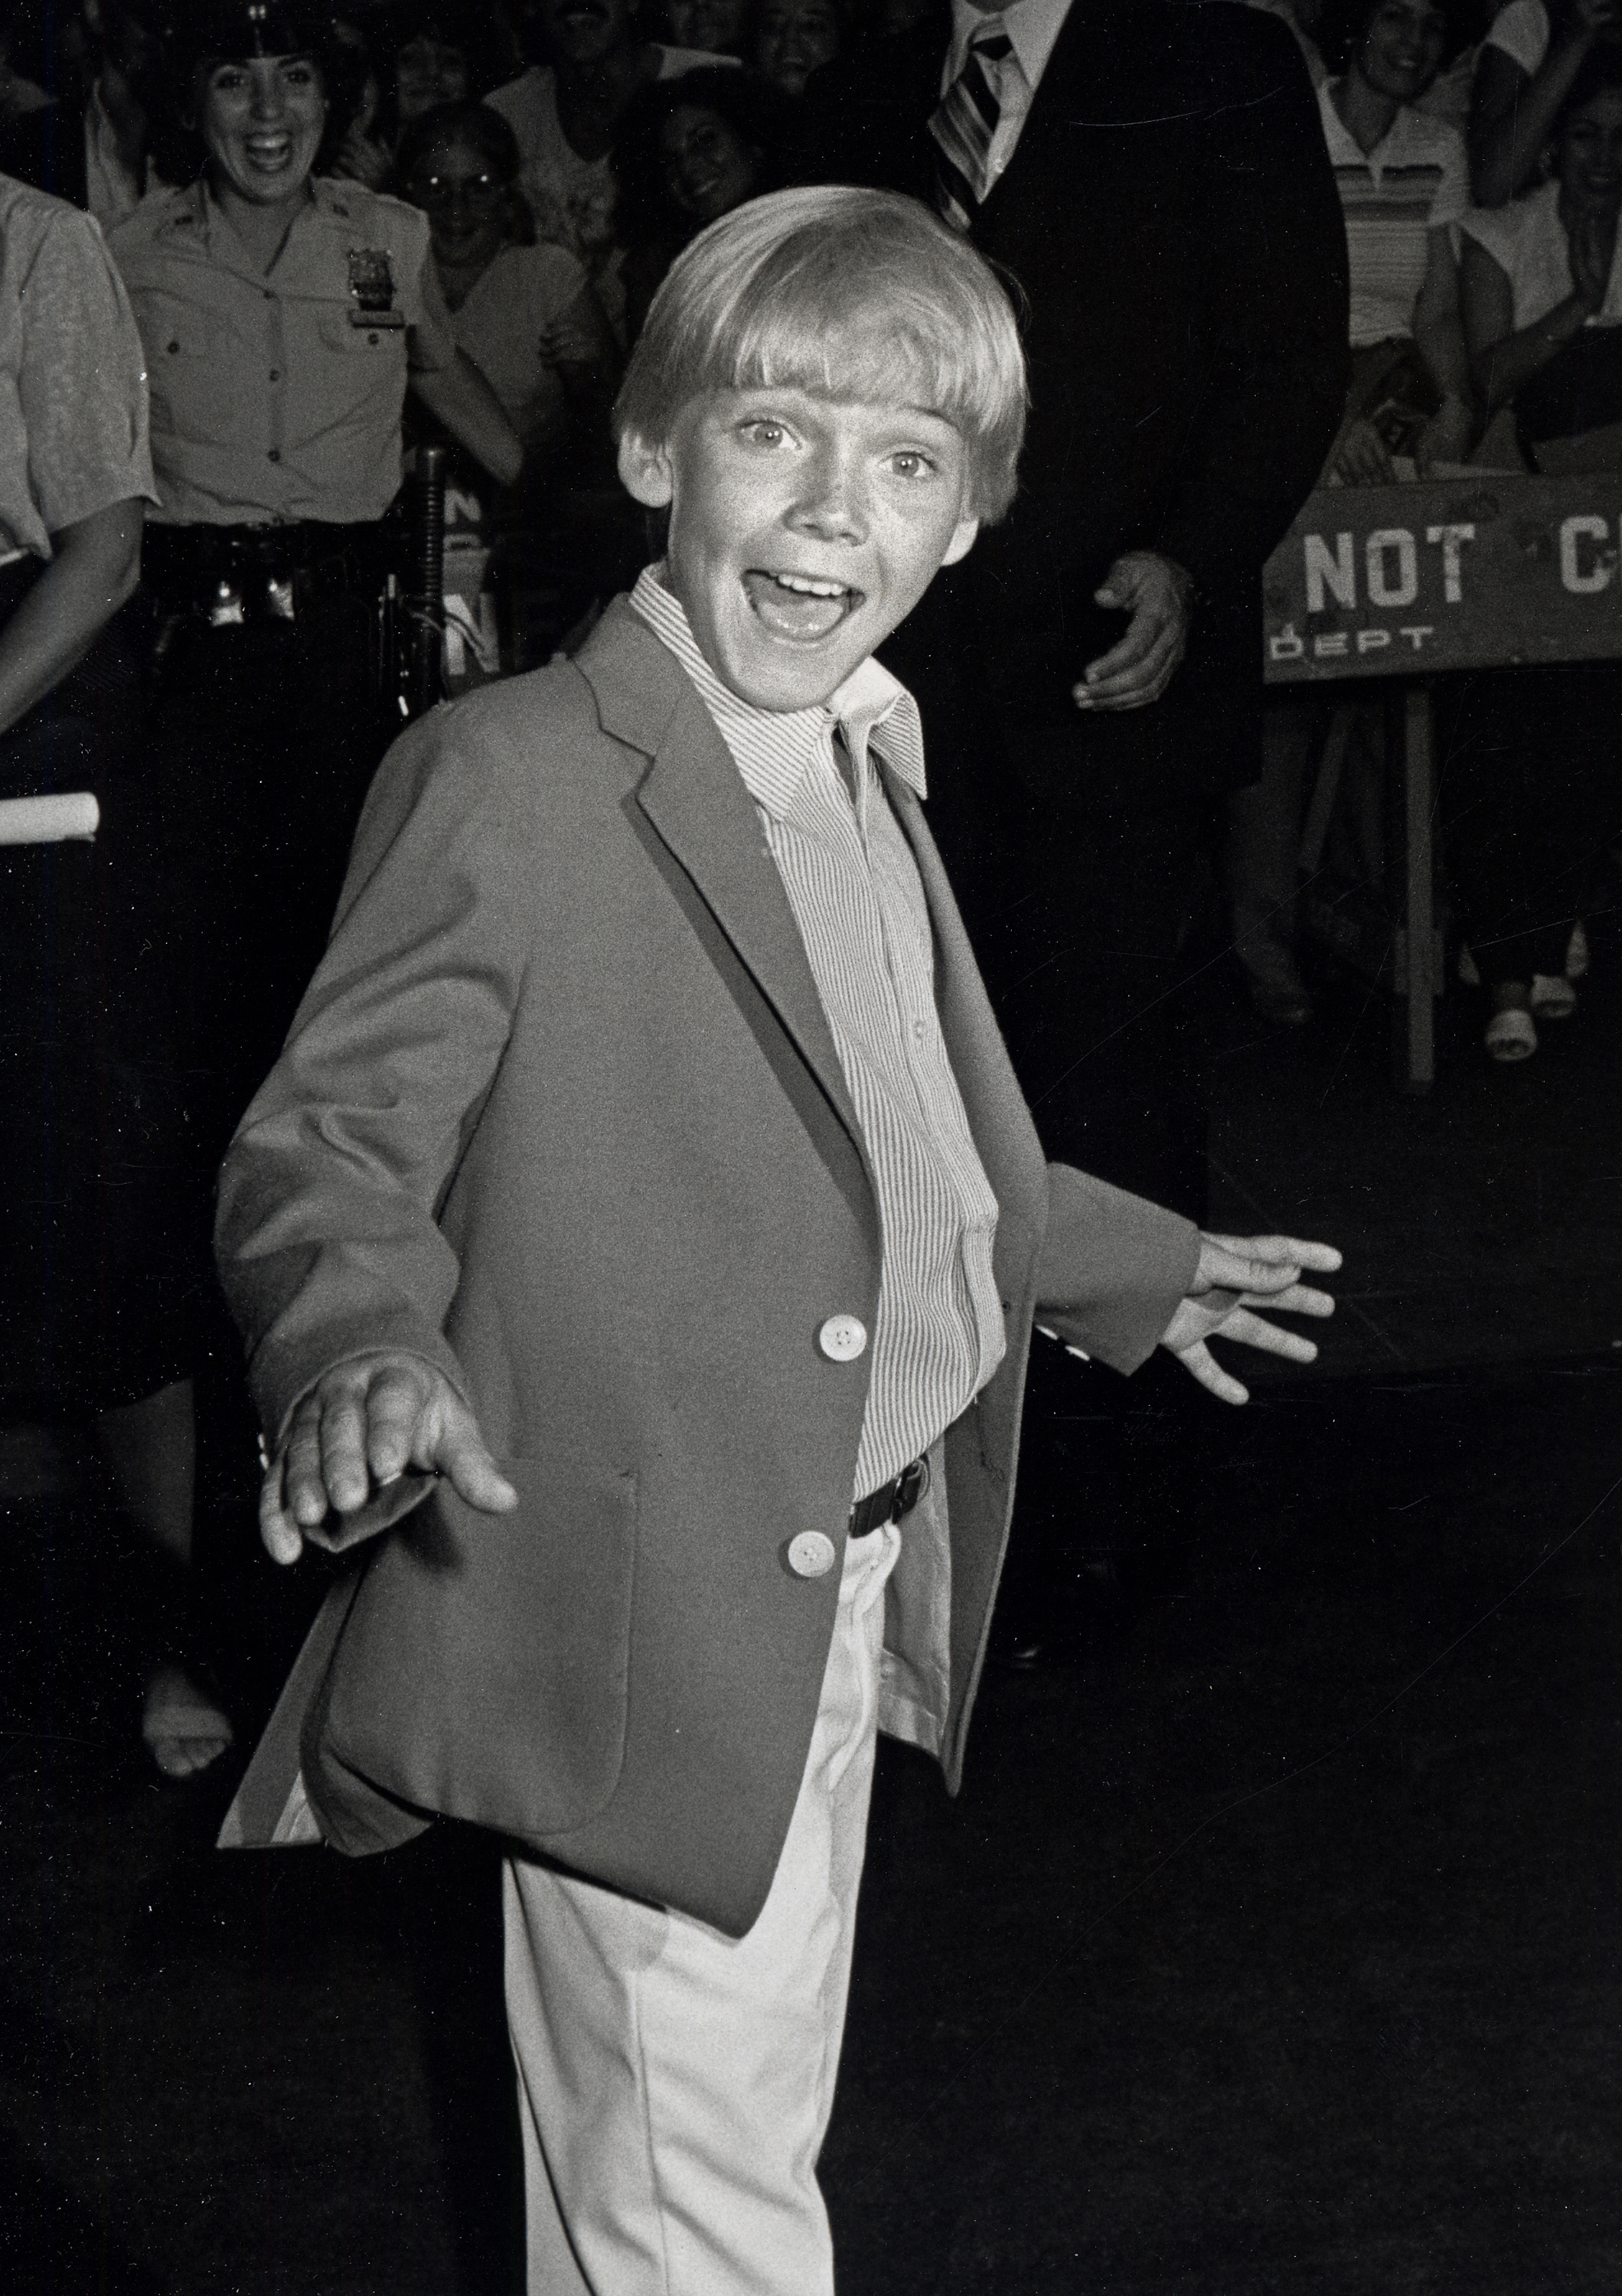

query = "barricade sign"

[{"left": 1262, "top": 474, "right": 1622, "bottom": 681}]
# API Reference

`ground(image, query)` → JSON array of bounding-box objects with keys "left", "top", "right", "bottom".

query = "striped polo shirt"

[
  {"left": 631, "top": 566, "right": 1005, "bottom": 1499},
  {"left": 1317, "top": 81, "right": 1469, "bottom": 348}
]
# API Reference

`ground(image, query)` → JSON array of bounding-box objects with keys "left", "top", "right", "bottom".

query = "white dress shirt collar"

[{"left": 629, "top": 565, "right": 929, "bottom": 824}]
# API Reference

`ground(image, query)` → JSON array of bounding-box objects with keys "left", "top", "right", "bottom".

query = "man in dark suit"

[{"left": 799, "top": 0, "right": 1349, "bottom": 1645}]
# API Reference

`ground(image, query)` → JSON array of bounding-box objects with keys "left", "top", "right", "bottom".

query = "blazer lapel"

[{"left": 576, "top": 603, "right": 866, "bottom": 1157}]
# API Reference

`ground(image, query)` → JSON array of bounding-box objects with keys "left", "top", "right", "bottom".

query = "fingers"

[
  {"left": 1199, "top": 1233, "right": 1341, "bottom": 1283},
  {"left": 1215, "top": 1306, "right": 1320, "bottom": 1363},
  {"left": 266, "top": 1358, "right": 517, "bottom": 1564},
  {"left": 301, "top": 1361, "right": 428, "bottom": 1523},
  {"left": 1333, "top": 421, "right": 1394, "bottom": 487},
  {"left": 1172, "top": 1337, "right": 1250, "bottom": 1407},
  {"left": 1239, "top": 1280, "right": 1336, "bottom": 1320},
  {"left": 259, "top": 1459, "right": 305, "bottom": 1566},
  {"left": 434, "top": 1391, "right": 520, "bottom": 1514},
  {"left": 277, "top": 1358, "right": 433, "bottom": 1533},
  {"left": 1075, "top": 612, "right": 1184, "bottom": 709}
]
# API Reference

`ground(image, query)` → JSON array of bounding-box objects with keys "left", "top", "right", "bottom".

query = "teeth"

[{"left": 774, "top": 573, "right": 847, "bottom": 598}]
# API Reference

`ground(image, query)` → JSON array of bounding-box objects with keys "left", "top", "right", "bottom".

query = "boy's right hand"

[{"left": 260, "top": 1354, "right": 519, "bottom": 1565}]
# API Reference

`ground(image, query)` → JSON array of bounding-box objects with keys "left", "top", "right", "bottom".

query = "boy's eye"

[
  {"left": 739, "top": 419, "right": 789, "bottom": 448},
  {"left": 889, "top": 450, "right": 936, "bottom": 478}
]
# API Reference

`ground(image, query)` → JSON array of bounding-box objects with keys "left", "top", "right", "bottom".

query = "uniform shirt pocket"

[
  {"left": 315, "top": 307, "right": 409, "bottom": 436},
  {"left": 142, "top": 296, "right": 243, "bottom": 451}
]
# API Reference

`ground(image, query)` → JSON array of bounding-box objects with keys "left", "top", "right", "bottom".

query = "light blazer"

[{"left": 215, "top": 602, "right": 1199, "bottom": 1937}]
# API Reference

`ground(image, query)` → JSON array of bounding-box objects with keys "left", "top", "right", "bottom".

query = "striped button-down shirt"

[{"left": 632, "top": 566, "right": 1005, "bottom": 1498}]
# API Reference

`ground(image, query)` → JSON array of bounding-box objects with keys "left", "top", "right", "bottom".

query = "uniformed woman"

[{"left": 103, "top": 0, "right": 521, "bottom": 1774}]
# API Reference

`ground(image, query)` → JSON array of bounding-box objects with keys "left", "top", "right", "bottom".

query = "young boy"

[{"left": 217, "top": 186, "right": 1339, "bottom": 2294}]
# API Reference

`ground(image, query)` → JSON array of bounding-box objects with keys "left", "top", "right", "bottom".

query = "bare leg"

[
  {"left": 94, "top": 1378, "right": 232, "bottom": 1777},
  {"left": 96, "top": 1376, "right": 194, "bottom": 1564}
]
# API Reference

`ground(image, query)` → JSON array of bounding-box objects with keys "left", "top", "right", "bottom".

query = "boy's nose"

[{"left": 790, "top": 455, "right": 868, "bottom": 542}]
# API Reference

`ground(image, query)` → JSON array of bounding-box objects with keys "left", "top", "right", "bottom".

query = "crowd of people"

[{"left": 1235, "top": 0, "right": 1622, "bottom": 1059}]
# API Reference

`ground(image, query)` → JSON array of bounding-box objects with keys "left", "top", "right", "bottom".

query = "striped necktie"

[{"left": 929, "top": 20, "right": 1016, "bottom": 233}]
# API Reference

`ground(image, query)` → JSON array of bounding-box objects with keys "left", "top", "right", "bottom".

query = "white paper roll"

[{"left": 0, "top": 791, "right": 99, "bottom": 845}]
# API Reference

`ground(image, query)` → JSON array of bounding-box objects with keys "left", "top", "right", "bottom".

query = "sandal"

[{"left": 1485, "top": 1006, "right": 1537, "bottom": 1062}]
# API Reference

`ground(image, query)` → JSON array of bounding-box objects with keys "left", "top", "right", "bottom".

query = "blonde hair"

[{"left": 614, "top": 185, "right": 1028, "bottom": 522}]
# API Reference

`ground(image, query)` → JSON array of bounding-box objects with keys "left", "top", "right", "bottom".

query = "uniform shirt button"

[
  {"left": 269, "top": 367, "right": 280, "bottom": 380},
  {"left": 787, "top": 1530, "right": 838, "bottom": 1579},
  {"left": 267, "top": 448, "right": 281, "bottom": 462},
  {"left": 817, "top": 1313, "right": 866, "bottom": 1362}
]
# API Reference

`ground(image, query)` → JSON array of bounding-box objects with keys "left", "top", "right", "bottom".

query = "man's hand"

[
  {"left": 1075, "top": 550, "right": 1191, "bottom": 710},
  {"left": 1332, "top": 416, "right": 1396, "bottom": 488},
  {"left": 1414, "top": 395, "right": 1476, "bottom": 476},
  {"left": 260, "top": 1352, "right": 518, "bottom": 1565},
  {"left": 1160, "top": 1231, "right": 1342, "bottom": 1405}
]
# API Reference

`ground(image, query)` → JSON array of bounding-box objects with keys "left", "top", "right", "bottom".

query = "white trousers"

[{"left": 503, "top": 1523, "right": 902, "bottom": 2296}]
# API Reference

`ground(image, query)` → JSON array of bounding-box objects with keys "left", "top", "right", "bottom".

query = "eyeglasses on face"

[{"left": 413, "top": 172, "right": 506, "bottom": 206}]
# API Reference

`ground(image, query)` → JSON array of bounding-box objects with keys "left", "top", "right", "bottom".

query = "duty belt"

[{"left": 143, "top": 520, "right": 384, "bottom": 627}]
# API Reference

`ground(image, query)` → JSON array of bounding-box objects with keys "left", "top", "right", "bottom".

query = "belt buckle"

[
  {"left": 895, "top": 1456, "right": 928, "bottom": 1520},
  {"left": 206, "top": 577, "right": 244, "bottom": 628}
]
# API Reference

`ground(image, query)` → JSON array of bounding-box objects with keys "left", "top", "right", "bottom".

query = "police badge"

[{"left": 348, "top": 247, "right": 405, "bottom": 329}]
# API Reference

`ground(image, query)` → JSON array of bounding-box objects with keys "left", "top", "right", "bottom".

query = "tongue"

[{"left": 742, "top": 572, "right": 849, "bottom": 641}]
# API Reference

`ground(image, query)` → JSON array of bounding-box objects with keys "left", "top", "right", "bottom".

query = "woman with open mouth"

[{"left": 97, "top": 0, "right": 521, "bottom": 1782}]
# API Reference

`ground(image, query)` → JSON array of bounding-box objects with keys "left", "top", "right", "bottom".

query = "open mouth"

[
  {"left": 245, "top": 133, "right": 295, "bottom": 171},
  {"left": 742, "top": 569, "right": 863, "bottom": 641}
]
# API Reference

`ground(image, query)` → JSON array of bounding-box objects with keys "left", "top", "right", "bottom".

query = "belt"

[
  {"left": 143, "top": 520, "right": 385, "bottom": 626},
  {"left": 848, "top": 1455, "right": 929, "bottom": 1538}
]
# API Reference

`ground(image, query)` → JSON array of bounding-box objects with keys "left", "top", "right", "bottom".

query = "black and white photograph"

[{"left": 1, "top": 2, "right": 1618, "bottom": 2290}]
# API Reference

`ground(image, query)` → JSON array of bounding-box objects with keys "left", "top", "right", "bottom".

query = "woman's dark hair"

[
  {"left": 614, "top": 66, "right": 788, "bottom": 249},
  {"left": 364, "top": 2, "right": 517, "bottom": 148},
  {"left": 393, "top": 93, "right": 521, "bottom": 188},
  {"left": 1317, "top": 0, "right": 1480, "bottom": 79},
  {"left": 155, "top": 4, "right": 370, "bottom": 179},
  {"left": 1554, "top": 44, "right": 1622, "bottom": 141},
  {"left": 392, "top": 96, "right": 537, "bottom": 243}
]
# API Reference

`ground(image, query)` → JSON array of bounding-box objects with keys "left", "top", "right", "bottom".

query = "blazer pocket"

[{"left": 316, "top": 1451, "right": 639, "bottom": 1841}]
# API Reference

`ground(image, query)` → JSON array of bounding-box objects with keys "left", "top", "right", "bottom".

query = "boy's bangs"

[
  {"left": 615, "top": 188, "right": 1027, "bottom": 520},
  {"left": 722, "top": 308, "right": 990, "bottom": 435}
]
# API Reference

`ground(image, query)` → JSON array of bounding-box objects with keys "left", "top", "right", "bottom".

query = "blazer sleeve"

[
  {"left": 1150, "top": 9, "right": 1349, "bottom": 595},
  {"left": 1032, "top": 1163, "right": 1200, "bottom": 1375},
  {"left": 213, "top": 697, "right": 541, "bottom": 1446}
]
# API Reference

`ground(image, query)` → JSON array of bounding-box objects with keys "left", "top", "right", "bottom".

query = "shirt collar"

[
  {"left": 174, "top": 174, "right": 321, "bottom": 264},
  {"left": 1319, "top": 78, "right": 1417, "bottom": 165},
  {"left": 945, "top": 0, "right": 1072, "bottom": 94},
  {"left": 628, "top": 564, "right": 928, "bottom": 817}
]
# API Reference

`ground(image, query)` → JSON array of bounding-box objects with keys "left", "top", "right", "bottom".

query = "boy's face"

[{"left": 619, "top": 385, "right": 979, "bottom": 713}]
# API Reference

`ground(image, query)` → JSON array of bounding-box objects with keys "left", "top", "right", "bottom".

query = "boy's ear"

[
  {"left": 618, "top": 432, "right": 674, "bottom": 510},
  {"left": 942, "top": 515, "right": 980, "bottom": 567}
]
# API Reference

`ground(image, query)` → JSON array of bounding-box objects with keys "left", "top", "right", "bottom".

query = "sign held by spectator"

[{"left": 1265, "top": 476, "right": 1622, "bottom": 680}]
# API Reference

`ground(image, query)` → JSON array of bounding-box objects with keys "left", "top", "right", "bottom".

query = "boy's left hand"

[{"left": 1159, "top": 1232, "right": 1341, "bottom": 1404}]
